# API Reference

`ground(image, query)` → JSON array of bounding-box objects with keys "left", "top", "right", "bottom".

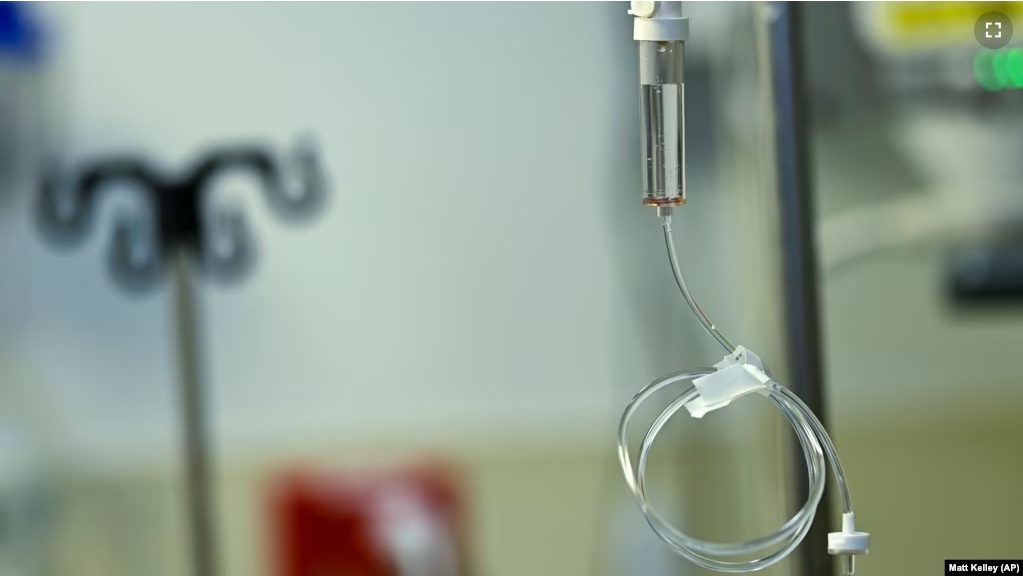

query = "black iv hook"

[{"left": 35, "top": 139, "right": 328, "bottom": 576}]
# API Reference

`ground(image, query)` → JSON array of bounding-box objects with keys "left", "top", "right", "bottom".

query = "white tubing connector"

[
  {"left": 828, "top": 513, "right": 870, "bottom": 556},
  {"left": 629, "top": 1, "right": 689, "bottom": 42}
]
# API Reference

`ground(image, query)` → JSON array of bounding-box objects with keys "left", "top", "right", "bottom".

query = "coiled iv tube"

[{"left": 616, "top": 215, "right": 859, "bottom": 575}]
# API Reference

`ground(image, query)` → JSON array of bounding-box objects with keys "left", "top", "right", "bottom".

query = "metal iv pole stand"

[
  {"left": 763, "top": 4, "right": 835, "bottom": 576},
  {"left": 171, "top": 247, "right": 218, "bottom": 576},
  {"left": 36, "top": 145, "right": 326, "bottom": 576}
]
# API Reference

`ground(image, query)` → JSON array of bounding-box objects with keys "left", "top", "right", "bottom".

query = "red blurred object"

[{"left": 271, "top": 462, "right": 471, "bottom": 576}]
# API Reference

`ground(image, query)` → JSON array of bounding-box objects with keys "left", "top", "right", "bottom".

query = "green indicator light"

[
  {"left": 1008, "top": 48, "right": 1023, "bottom": 88},
  {"left": 975, "top": 50, "right": 1002, "bottom": 91},
  {"left": 993, "top": 51, "right": 1010, "bottom": 89}
]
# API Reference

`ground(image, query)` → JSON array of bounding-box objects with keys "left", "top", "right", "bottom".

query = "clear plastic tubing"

[{"left": 616, "top": 216, "right": 858, "bottom": 575}]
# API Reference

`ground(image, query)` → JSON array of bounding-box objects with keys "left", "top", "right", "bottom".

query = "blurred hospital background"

[{"left": 0, "top": 2, "right": 1021, "bottom": 576}]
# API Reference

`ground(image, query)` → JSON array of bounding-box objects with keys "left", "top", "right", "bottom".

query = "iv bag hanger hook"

[
  {"left": 36, "top": 139, "right": 326, "bottom": 292},
  {"left": 34, "top": 139, "right": 328, "bottom": 576}
]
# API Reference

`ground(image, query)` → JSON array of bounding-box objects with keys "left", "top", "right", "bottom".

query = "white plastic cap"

[
  {"left": 630, "top": 1, "right": 689, "bottom": 42},
  {"left": 828, "top": 513, "right": 870, "bottom": 556},
  {"left": 628, "top": 2, "right": 655, "bottom": 18}
]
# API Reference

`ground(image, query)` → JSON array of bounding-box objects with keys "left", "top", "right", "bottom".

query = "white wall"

[{"left": 12, "top": 2, "right": 723, "bottom": 471}]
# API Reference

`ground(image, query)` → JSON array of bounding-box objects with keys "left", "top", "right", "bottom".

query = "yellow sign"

[
  {"left": 893, "top": 2, "right": 1021, "bottom": 32},
  {"left": 855, "top": 2, "right": 1023, "bottom": 52}
]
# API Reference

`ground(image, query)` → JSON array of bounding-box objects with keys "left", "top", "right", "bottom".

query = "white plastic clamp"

[
  {"left": 828, "top": 513, "right": 871, "bottom": 556},
  {"left": 685, "top": 346, "right": 772, "bottom": 419}
]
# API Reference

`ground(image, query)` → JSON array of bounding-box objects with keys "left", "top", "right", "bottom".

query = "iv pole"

[
  {"left": 172, "top": 247, "right": 218, "bottom": 576},
  {"left": 36, "top": 144, "right": 326, "bottom": 576},
  {"left": 764, "top": 4, "right": 836, "bottom": 576}
]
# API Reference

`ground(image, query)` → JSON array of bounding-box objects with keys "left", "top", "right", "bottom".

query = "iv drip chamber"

[{"left": 639, "top": 40, "right": 686, "bottom": 208}]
